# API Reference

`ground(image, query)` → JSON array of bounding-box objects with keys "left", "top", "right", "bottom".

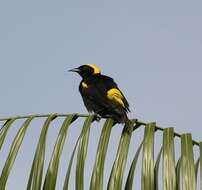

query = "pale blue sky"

[{"left": 0, "top": 0, "right": 202, "bottom": 189}]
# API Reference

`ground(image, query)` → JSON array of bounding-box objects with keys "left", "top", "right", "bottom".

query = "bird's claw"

[{"left": 94, "top": 114, "right": 102, "bottom": 122}]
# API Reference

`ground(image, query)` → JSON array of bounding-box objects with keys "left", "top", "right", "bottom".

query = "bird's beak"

[{"left": 68, "top": 68, "right": 80, "bottom": 73}]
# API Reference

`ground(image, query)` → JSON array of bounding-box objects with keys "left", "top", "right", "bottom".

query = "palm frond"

[{"left": 0, "top": 113, "right": 201, "bottom": 190}]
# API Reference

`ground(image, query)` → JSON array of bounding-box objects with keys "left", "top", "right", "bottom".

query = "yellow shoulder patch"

[
  {"left": 86, "top": 64, "right": 101, "bottom": 74},
  {"left": 107, "top": 88, "right": 125, "bottom": 107},
  {"left": 82, "top": 82, "right": 88, "bottom": 88}
]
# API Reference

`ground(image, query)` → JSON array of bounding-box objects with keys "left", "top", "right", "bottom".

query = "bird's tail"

[
  {"left": 113, "top": 112, "right": 133, "bottom": 129},
  {"left": 110, "top": 111, "right": 139, "bottom": 133}
]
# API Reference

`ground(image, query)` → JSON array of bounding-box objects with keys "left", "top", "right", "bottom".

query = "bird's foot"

[{"left": 94, "top": 114, "right": 102, "bottom": 122}]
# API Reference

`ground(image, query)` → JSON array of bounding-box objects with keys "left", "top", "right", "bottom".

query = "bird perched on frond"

[{"left": 69, "top": 64, "right": 131, "bottom": 125}]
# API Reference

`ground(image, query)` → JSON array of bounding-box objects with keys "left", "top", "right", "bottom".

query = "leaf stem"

[{"left": 0, "top": 113, "right": 200, "bottom": 146}]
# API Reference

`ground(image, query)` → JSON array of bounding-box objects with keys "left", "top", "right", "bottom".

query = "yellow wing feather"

[{"left": 107, "top": 88, "right": 125, "bottom": 107}]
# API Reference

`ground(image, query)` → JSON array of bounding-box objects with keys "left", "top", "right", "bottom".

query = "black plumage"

[{"left": 69, "top": 64, "right": 130, "bottom": 124}]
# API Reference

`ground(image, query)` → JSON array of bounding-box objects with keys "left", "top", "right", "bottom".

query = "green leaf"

[
  {"left": 0, "top": 117, "right": 34, "bottom": 189},
  {"left": 124, "top": 142, "right": 143, "bottom": 190},
  {"left": 90, "top": 118, "right": 114, "bottom": 190},
  {"left": 195, "top": 157, "right": 200, "bottom": 184},
  {"left": 107, "top": 120, "right": 136, "bottom": 190},
  {"left": 176, "top": 157, "right": 181, "bottom": 190},
  {"left": 27, "top": 114, "right": 57, "bottom": 190},
  {"left": 200, "top": 142, "right": 202, "bottom": 190},
  {"left": 63, "top": 115, "right": 94, "bottom": 190},
  {"left": 63, "top": 139, "right": 78, "bottom": 190},
  {"left": 141, "top": 123, "right": 155, "bottom": 190},
  {"left": 0, "top": 119, "right": 17, "bottom": 151},
  {"left": 154, "top": 148, "right": 162, "bottom": 190},
  {"left": 43, "top": 115, "right": 76, "bottom": 190},
  {"left": 162, "top": 128, "right": 176, "bottom": 190},
  {"left": 76, "top": 116, "right": 94, "bottom": 190},
  {"left": 181, "top": 133, "right": 196, "bottom": 190}
]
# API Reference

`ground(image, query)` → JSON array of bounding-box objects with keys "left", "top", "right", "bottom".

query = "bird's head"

[{"left": 69, "top": 64, "right": 101, "bottom": 79}]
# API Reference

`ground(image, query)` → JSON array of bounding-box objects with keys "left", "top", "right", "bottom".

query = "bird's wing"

[
  {"left": 103, "top": 76, "right": 130, "bottom": 112},
  {"left": 79, "top": 75, "right": 130, "bottom": 113}
]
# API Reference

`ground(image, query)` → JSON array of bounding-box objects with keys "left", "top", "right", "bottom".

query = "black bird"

[{"left": 69, "top": 64, "right": 130, "bottom": 124}]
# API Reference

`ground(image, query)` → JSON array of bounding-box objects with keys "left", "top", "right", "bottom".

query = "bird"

[{"left": 69, "top": 64, "right": 130, "bottom": 125}]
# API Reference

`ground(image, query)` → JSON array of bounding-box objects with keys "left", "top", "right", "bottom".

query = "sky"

[{"left": 0, "top": 0, "right": 202, "bottom": 189}]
